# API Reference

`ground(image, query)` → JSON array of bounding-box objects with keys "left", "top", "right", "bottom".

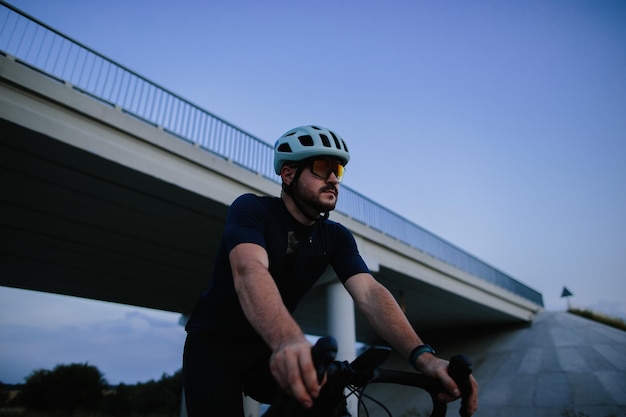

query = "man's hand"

[
  {"left": 269, "top": 336, "right": 321, "bottom": 409},
  {"left": 417, "top": 353, "right": 479, "bottom": 416}
]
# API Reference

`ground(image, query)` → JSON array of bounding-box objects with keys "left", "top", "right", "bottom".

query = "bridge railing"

[{"left": 0, "top": 1, "right": 543, "bottom": 307}]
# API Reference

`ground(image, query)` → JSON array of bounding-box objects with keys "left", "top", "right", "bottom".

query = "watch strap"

[{"left": 409, "top": 344, "right": 435, "bottom": 370}]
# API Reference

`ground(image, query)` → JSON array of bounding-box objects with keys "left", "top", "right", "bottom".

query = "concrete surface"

[{"left": 360, "top": 311, "right": 626, "bottom": 417}]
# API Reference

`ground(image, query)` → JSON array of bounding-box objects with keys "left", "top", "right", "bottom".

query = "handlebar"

[
  {"left": 311, "top": 335, "right": 339, "bottom": 383},
  {"left": 262, "top": 336, "right": 473, "bottom": 417},
  {"left": 262, "top": 337, "right": 339, "bottom": 417},
  {"left": 447, "top": 354, "right": 473, "bottom": 417}
]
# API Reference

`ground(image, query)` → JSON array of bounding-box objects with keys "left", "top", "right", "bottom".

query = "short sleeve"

[
  {"left": 222, "top": 194, "right": 268, "bottom": 254},
  {"left": 330, "top": 223, "right": 370, "bottom": 282}
]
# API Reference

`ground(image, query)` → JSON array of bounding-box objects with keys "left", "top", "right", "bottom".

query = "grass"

[{"left": 568, "top": 307, "right": 626, "bottom": 331}]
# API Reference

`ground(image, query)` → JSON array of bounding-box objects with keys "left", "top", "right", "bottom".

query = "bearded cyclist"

[{"left": 182, "top": 125, "right": 478, "bottom": 416}]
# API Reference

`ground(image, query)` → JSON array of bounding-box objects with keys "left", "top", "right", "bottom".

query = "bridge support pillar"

[
  {"left": 327, "top": 281, "right": 356, "bottom": 360},
  {"left": 326, "top": 281, "right": 357, "bottom": 414}
]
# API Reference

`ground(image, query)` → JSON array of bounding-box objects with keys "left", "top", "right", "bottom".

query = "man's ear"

[{"left": 280, "top": 165, "right": 297, "bottom": 185}]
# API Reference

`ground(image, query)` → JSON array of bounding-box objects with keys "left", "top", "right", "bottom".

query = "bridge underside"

[
  {"left": 295, "top": 265, "right": 525, "bottom": 343},
  {"left": 0, "top": 118, "right": 224, "bottom": 314},
  {"left": 1, "top": 118, "right": 528, "bottom": 343}
]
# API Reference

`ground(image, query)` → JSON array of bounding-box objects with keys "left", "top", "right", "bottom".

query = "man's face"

[{"left": 293, "top": 159, "right": 342, "bottom": 213}]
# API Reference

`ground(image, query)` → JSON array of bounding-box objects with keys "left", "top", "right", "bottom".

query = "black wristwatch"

[{"left": 409, "top": 344, "right": 435, "bottom": 370}]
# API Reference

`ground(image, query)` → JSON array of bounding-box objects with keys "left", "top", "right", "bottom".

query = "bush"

[
  {"left": 9, "top": 364, "right": 183, "bottom": 416},
  {"left": 128, "top": 370, "right": 183, "bottom": 416},
  {"left": 101, "top": 383, "right": 132, "bottom": 416},
  {"left": 17, "top": 363, "right": 107, "bottom": 412},
  {"left": 568, "top": 308, "right": 626, "bottom": 331}
]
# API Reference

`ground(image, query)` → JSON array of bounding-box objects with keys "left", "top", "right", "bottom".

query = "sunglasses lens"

[
  {"left": 312, "top": 160, "right": 345, "bottom": 182},
  {"left": 336, "top": 164, "right": 345, "bottom": 181}
]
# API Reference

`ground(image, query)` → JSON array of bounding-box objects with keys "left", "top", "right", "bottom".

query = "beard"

[{"left": 293, "top": 182, "right": 338, "bottom": 216}]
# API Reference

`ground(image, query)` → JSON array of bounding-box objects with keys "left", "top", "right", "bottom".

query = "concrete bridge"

[
  {"left": 0, "top": 3, "right": 556, "bottom": 414},
  {"left": 3, "top": 5, "right": 624, "bottom": 416},
  {"left": 0, "top": 1, "right": 542, "bottom": 350},
  {"left": 0, "top": 46, "right": 542, "bottom": 342}
]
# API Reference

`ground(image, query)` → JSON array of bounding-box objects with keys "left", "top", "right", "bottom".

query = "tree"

[
  {"left": 101, "top": 383, "right": 133, "bottom": 416},
  {"left": 18, "top": 363, "right": 107, "bottom": 412},
  {"left": 0, "top": 381, "right": 11, "bottom": 406},
  {"left": 128, "top": 370, "right": 183, "bottom": 416}
]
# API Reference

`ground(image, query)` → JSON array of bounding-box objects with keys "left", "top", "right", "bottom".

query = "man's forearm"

[
  {"left": 358, "top": 283, "right": 424, "bottom": 358},
  {"left": 235, "top": 270, "right": 305, "bottom": 350},
  {"left": 230, "top": 243, "right": 305, "bottom": 350}
]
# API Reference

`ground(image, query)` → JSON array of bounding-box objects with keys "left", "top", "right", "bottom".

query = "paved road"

[{"left": 360, "top": 311, "right": 626, "bottom": 417}]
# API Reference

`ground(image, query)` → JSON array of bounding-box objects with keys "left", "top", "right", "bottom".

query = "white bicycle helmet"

[{"left": 273, "top": 125, "right": 350, "bottom": 175}]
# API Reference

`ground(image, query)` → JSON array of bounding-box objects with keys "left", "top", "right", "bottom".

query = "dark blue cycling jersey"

[{"left": 185, "top": 193, "right": 370, "bottom": 341}]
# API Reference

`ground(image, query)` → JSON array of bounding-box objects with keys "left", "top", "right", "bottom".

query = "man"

[{"left": 183, "top": 125, "right": 478, "bottom": 416}]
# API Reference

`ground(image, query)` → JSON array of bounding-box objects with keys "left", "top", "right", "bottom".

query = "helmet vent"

[
  {"left": 277, "top": 143, "right": 292, "bottom": 153},
  {"left": 298, "top": 135, "right": 314, "bottom": 146},
  {"left": 341, "top": 140, "right": 349, "bottom": 153},
  {"left": 329, "top": 131, "right": 341, "bottom": 149},
  {"left": 320, "top": 134, "right": 331, "bottom": 147}
]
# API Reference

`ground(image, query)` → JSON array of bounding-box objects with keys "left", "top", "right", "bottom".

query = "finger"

[
  {"left": 463, "top": 375, "right": 479, "bottom": 415},
  {"left": 269, "top": 350, "right": 290, "bottom": 393},
  {"left": 299, "top": 348, "right": 321, "bottom": 399},
  {"left": 437, "top": 390, "right": 459, "bottom": 403},
  {"left": 439, "top": 374, "right": 478, "bottom": 415},
  {"left": 284, "top": 349, "right": 313, "bottom": 408},
  {"left": 439, "top": 373, "right": 461, "bottom": 400}
]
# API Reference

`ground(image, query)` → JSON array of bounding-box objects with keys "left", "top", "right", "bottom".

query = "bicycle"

[{"left": 262, "top": 336, "right": 473, "bottom": 417}]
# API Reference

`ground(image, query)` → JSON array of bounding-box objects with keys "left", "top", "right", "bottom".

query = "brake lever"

[{"left": 447, "top": 354, "right": 473, "bottom": 417}]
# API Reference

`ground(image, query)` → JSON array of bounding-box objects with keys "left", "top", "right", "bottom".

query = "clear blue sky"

[{"left": 1, "top": 0, "right": 625, "bottom": 385}]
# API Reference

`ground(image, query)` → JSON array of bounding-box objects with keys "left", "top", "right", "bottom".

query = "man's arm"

[
  {"left": 343, "top": 273, "right": 423, "bottom": 358},
  {"left": 344, "top": 273, "right": 478, "bottom": 415},
  {"left": 230, "top": 242, "right": 320, "bottom": 408}
]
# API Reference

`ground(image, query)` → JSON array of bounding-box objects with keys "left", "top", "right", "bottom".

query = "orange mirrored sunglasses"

[{"left": 310, "top": 159, "right": 345, "bottom": 182}]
